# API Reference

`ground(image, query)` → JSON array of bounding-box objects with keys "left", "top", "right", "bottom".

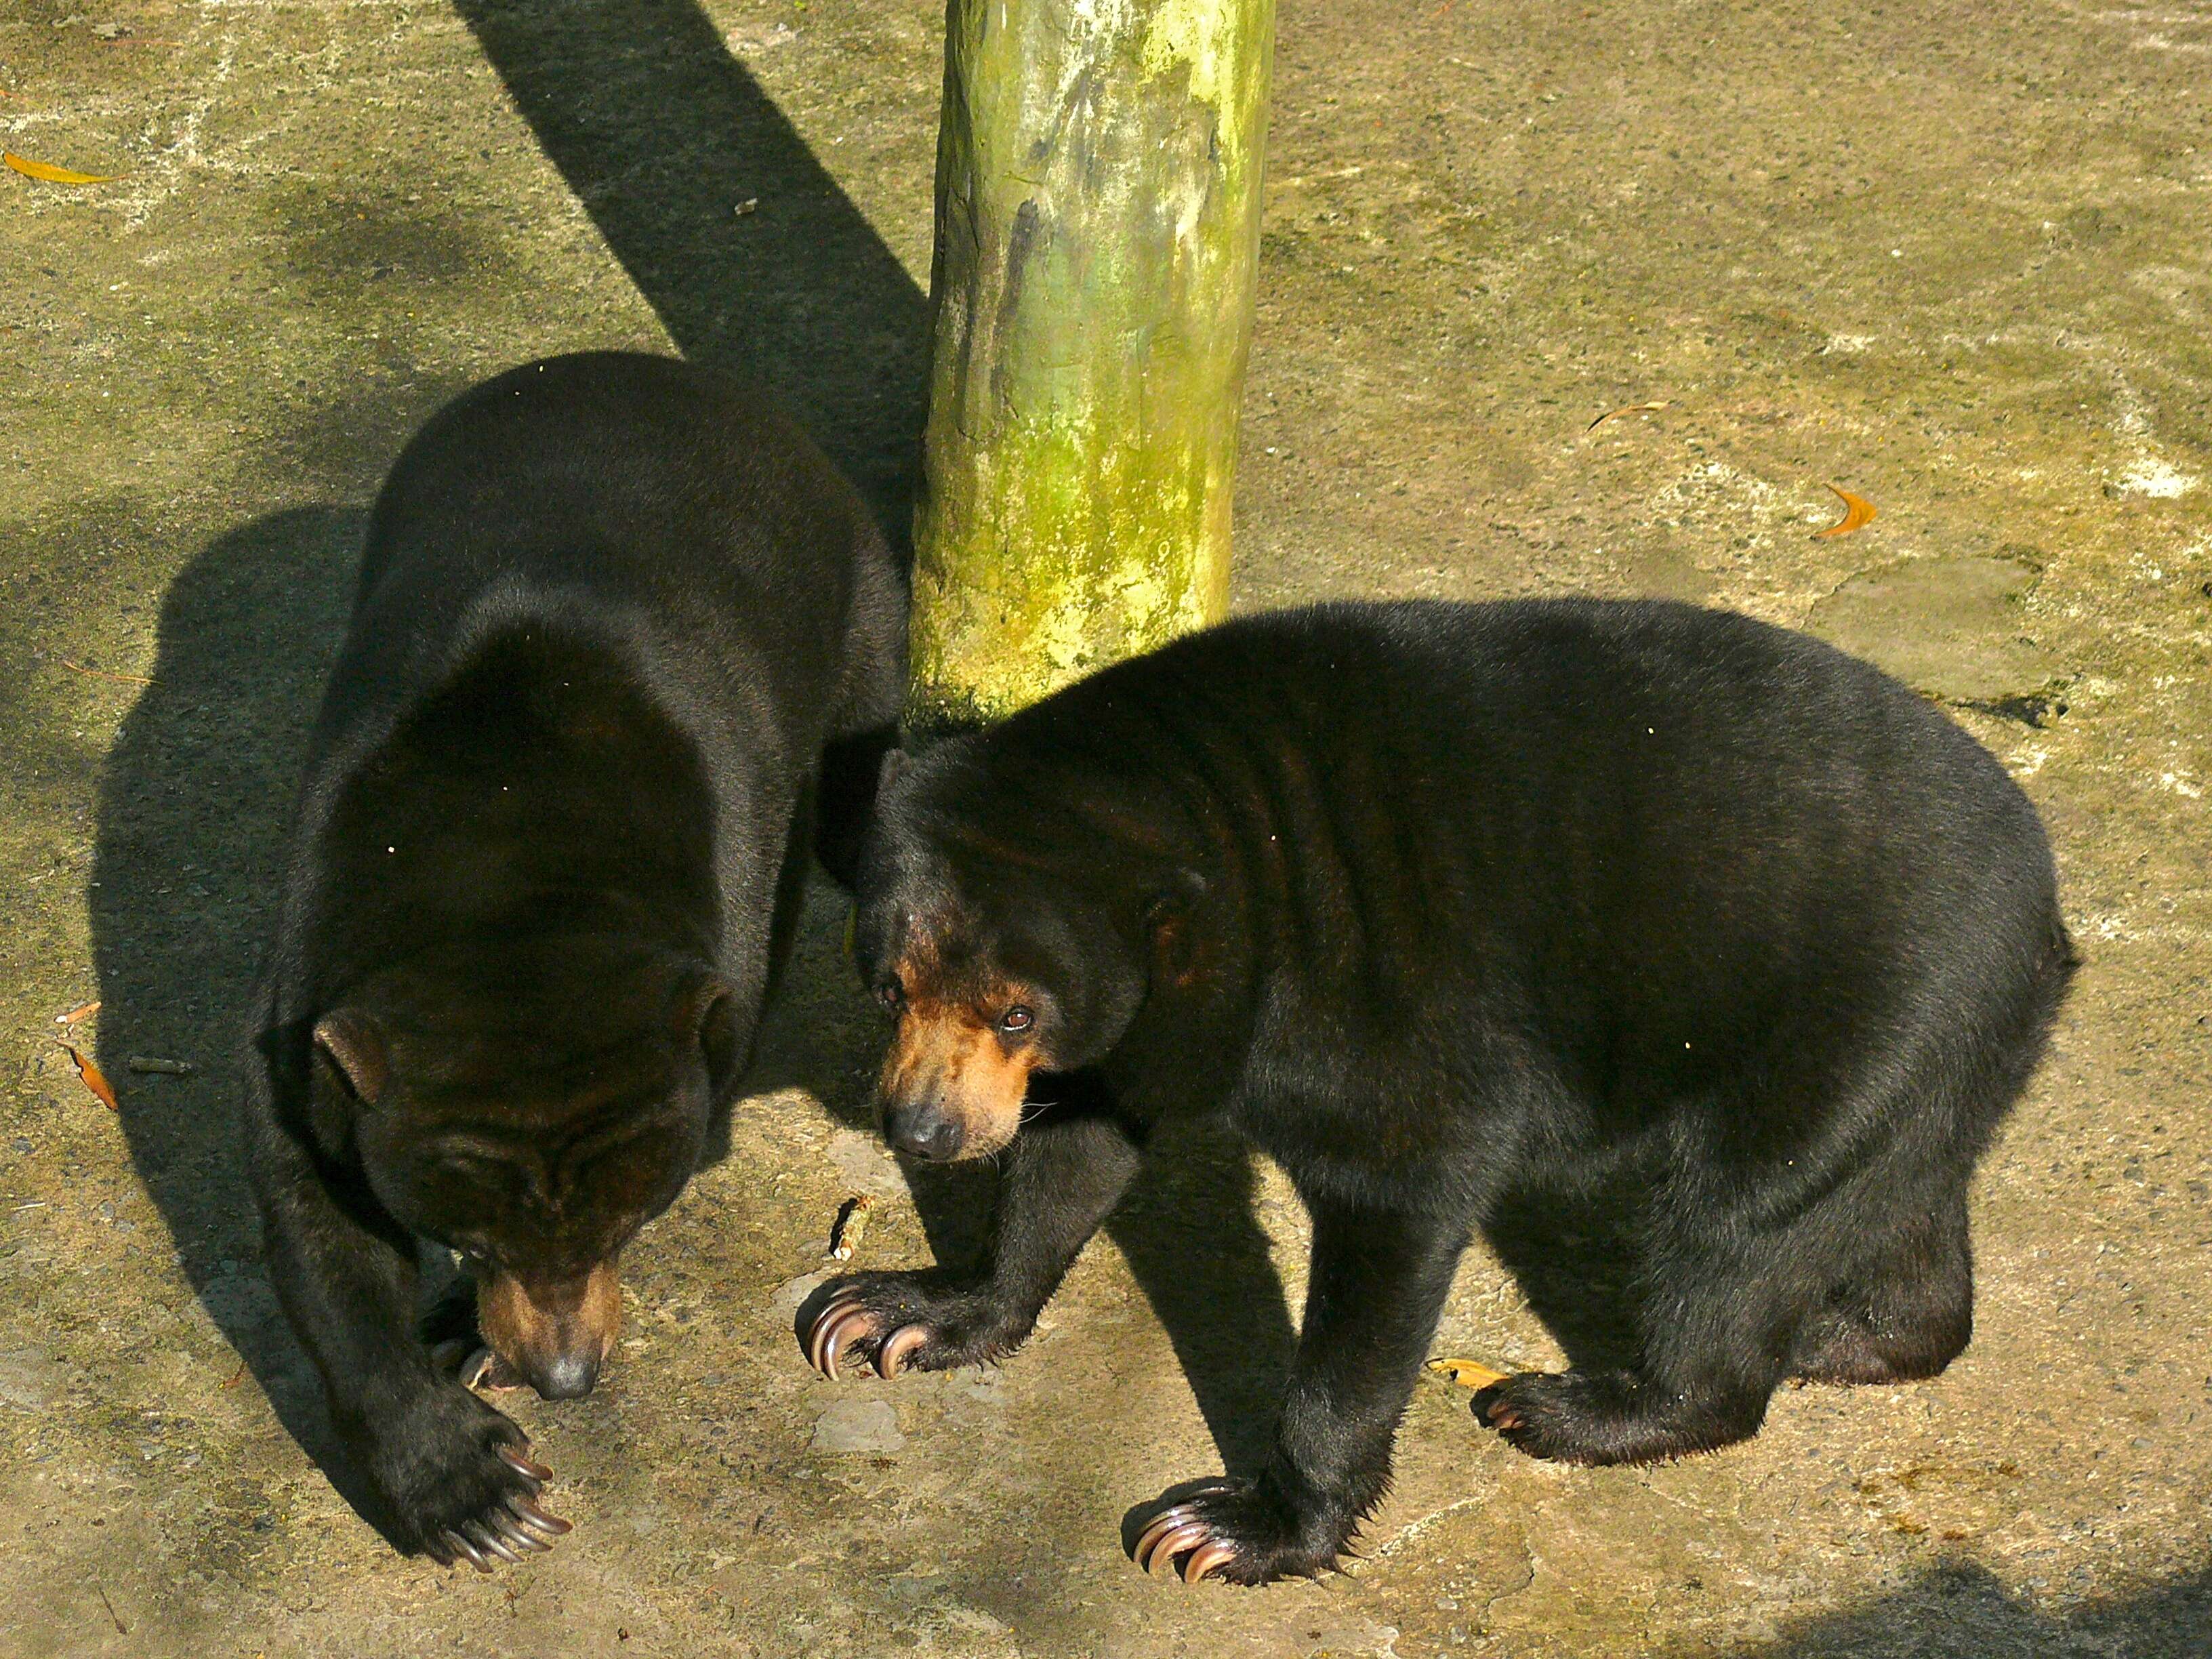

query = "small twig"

[
  {"left": 56, "top": 1000, "right": 100, "bottom": 1025},
  {"left": 827, "top": 1194, "right": 872, "bottom": 1261},
  {"left": 56, "top": 658, "right": 152, "bottom": 687},
  {"left": 127, "top": 1056, "right": 194, "bottom": 1076},
  {"left": 95, "top": 1585, "right": 128, "bottom": 1636},
  {"left": 220, "top": 1357, "right": 248, "bottom": 1391}
]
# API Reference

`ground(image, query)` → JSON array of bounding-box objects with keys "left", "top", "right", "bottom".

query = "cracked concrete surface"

[{"left": 1, "top": 1, "right": 2208, "bottom": 1654}]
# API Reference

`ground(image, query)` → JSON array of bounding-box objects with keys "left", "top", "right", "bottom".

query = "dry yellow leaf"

[
  {"left": 4, "top": 150, "right": 124, "bottom": 185},
  {"left": 58, "top": 1042, "right": 119, "bottom": 1111},
  {"left": 1813, "top": 484, "right": 1878, "bottom": 539},
  {"left": 1586, "top": 399, "right": 1671, "bottom": 434},
  {"left": 1426, "top": 1356, "right": 1509, "bottom": 1389}
]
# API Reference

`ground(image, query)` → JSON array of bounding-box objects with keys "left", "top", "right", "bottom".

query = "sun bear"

[
  {"left": 800, "top": 598, "right": 2073, "bottom": 1585},
  {"left": 247, "top": 352, "right": 905, "bottom": 1569}
]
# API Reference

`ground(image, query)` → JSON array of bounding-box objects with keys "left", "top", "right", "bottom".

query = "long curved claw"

[
  {"left": 1182, "top": 1538, "right": 1237, "bottom": 1584},
  {"left": 506, "top": 1495, "right": 573, "bottom": 1539},
  {"left": 806, "top": 1297, "right": 861, "bottom": 1377},
  {"left": 443, "top": 1529, "right": 494, "bottom": 1574},
  {"left": 497, "top": 1444, "right": 552, "bottom": 1484},
  {"left": 463, "top": 1520, "right": 523, "bottom": 1565},
  {"left": 810, "top": 1300, "right": 878, "bottom": 1381},
  {"left": 876, "top": 1324, "right": 928, "bottom": 1379},
  {"left": 1132, "top": 1504, "right": 1198, "bottom": 1570},
  {"left": 1139, "top": 1521, "right": 1212, "bottom": 1576},
  {"left": 489, "top": 1511, "right": 552, "bottom": 1554}
]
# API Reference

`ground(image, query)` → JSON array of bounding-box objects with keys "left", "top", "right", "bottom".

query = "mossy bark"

[{"left": 907, "top": 0, "right": 1276, "bottom": 732}]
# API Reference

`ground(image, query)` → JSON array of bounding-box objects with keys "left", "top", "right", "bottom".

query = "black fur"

[
  {"left": 245, "top": 352, "right": 905, "bottom": 1559},
  {"left": 826, "top": 598, "right": 2074, "bottom": 1584}
]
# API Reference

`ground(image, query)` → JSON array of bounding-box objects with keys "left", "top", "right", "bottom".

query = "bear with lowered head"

[{"left": 249, "top": 353, "right": 905, "bottom": 1570}]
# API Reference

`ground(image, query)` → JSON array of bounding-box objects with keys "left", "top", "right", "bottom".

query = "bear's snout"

[
  {"left": 476, "top": 1263, "right": 622, "bottom": 1401},
  {"left": 875, "top": 998, "right": 1036, "bottom": 1162},
  {"left": 884, "top": 1097, "right": 966, "bottom": 1162}
]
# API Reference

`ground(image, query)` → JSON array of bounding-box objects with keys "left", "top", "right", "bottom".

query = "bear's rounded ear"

[
  {"left": 1144, "top": 869, "right": 1209, "bottom": 986},
  {"left": 312, "top": 1008, "right": 388, "bottom": 1107},
  {"left": 677, "top": 975, "right": 746, "bottom": 1101}
]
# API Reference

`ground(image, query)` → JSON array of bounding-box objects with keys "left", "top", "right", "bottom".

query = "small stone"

[
  {"left": 1805, "top": 555, "right": 2056, "bottom": 702},
  {"left": 771, "top": 1272, "right": 828, "bottom": 1320},
  {"left": 825, "top": 1128, "right": 907, "bottom": 1198},
  {"left": 0, "top": 1347, "right": 68, "bottom": 1412},
  {"left": 811, "top": 1399, "right": 904, "bottom": 1456}
]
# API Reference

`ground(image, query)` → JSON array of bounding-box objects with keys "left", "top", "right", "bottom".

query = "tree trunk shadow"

[{"left": 449, "top": 0, "right": 930, "bottom": 543}]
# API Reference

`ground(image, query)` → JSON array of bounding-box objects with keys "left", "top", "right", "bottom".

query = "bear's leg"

[
  {"left": 1131, "top": 1198, "right": 1467, "bottom": 1585},
  {"left": 1788, "top": 1186, "right": 1974, "bottom": 1385},
  {"left": 249, "top": 1067, "right": 568, "bottom": 1565},
  {"left": 1475, "top": 1197, "right": 1801, "bottom": 1466},
  {"left": 801, "top": 1096, "right": 1143, "bottom": 1379}
]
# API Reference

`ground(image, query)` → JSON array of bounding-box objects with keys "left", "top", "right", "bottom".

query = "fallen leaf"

[
  {"left": 1586, "top": 399, "right": 1670, "bottom": 434},
  {"left": 56, "top": 1000, "right": 101, "bottom": 1025},
  {"left": 56, "top": 657, "right": 152, "bottom": 686},
  {"left": 1426, "top": 1356, "right": 1509, "bottom": 1389},
  {"left": 220, "top": 1358, "right": 249, "bottom": 1390},
  {"left": 1813, "top": 483, "right": 1878, "bottom": 539},
  {"left": 4, "top": 150, "right": 124, "bottom": 185},
  {"left": 58, "top": 1043, "right": 119, "bottom": 1110}
]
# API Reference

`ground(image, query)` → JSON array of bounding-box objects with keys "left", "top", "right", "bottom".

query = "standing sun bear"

[
  {"left": 803, "top": 598, "right": 2074, "bottom": 1586},
  {"left": 248, "top": 353, "right": 905, "bottom": 1569}
]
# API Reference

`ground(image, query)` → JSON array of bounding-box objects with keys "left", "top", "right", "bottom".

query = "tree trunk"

[{"left": 907, "top": 0, "right": 1276, "bottom": 733}]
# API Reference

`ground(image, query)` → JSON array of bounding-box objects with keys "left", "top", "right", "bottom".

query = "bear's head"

[
  {"left": 304, "top": 933, "right": 741, "bottom": 1397},
  {"left": 849, "top": 738, "right": 1202, "bottom": 1163}
]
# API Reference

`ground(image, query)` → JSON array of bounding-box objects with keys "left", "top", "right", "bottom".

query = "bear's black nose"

[
  {"left": 884, "top": 1101, "right": 964, "bottom": 1162},
  {"left": 528, "top": 1350, "right": 600, "bottom": 1401}
]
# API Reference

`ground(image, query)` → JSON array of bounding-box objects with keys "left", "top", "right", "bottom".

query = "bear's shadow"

[{"left": 91, "top": 505, "right": 387, "bottom": 1528}]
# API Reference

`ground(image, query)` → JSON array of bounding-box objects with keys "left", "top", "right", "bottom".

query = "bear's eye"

[
  {"left": 998, "top": 1005, "right": 1035, "bottom": 1036},
  {"left": 878, "top": 981, "right": 904, "bottom": 1015}
]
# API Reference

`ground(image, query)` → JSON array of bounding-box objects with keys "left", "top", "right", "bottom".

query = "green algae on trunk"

[{"left": 908, "top": 0, "right": 1277, "bottom": 733}]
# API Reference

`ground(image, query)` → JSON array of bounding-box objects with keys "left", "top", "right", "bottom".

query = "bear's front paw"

[
  {"left": 1130, "top": 1478, "right": 1351, "bottom": 1586},
  {"left": 798, "top": 1271, "right": 1027, "bottom": 1381},
  {"left": 359, "top": 1385, "right": 572, "bottom": 1570}
]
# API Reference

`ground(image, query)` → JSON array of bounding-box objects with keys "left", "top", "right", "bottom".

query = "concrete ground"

[{"left": 2, "top": 0, "right": 2208, "bottom": 1654}]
